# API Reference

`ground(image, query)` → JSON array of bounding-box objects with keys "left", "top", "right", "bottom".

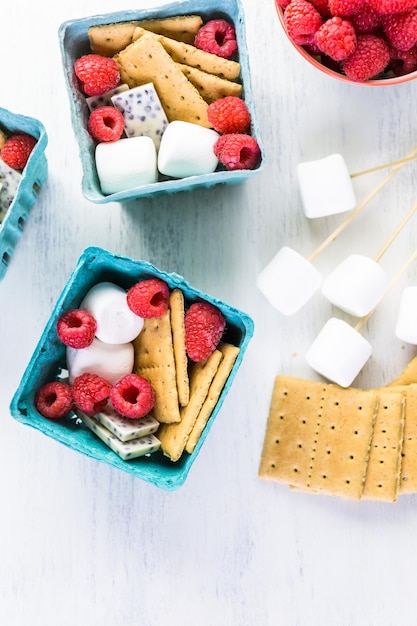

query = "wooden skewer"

[
  {"left": 350, "top": 153, "right": 417, "bottom": 178},
  {"left": 374, "top": 200, "right": 417, "bottom": 263}
]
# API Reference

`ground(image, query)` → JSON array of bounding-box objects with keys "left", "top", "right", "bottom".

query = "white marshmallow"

[
  {"left": 67, "top": 337, "right": 134, "bottom": 385},
  {"left": 306, "top": 317, "right": 372, "bottom": 388},
  {"left": 322, "top": 254, "right": 387, "bottom": 317},
  {"left": 80, "top": 281, "right": 144, "bottom": 344},
  {"left": 95, "top": 135, "right": 158, "bottom": 195},
  {"left": 297, "top": 154, "right": 356, "bottom": 219},
  {"left": 395, "top": 286, "right": 417, "bottom": 344},
  {"left": 256, "top": 246, "right": 323, "bottom": 316},
  {"left": 157, "top": 120, "right": 219, "bottom": 178}
]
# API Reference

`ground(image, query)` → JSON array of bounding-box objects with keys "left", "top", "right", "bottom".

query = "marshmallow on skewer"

[
  {"left": 80, "top": 281, "right": 144, "bottom": 344},
  {"left": 67, "top": 337, "right": 134, "bottom": 385},
  {"left": 395, "top": 286, "right": 417, "bottom": 344}
]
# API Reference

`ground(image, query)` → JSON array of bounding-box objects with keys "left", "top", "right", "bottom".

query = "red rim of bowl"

[{"left": 275, "top": 0, "right": 417, "bottom": 86}]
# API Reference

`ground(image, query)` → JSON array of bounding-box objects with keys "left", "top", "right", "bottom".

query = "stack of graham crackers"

[
  {"left": 133, "top": 288, "right": 240, "bottom": 462},
  {"left": 88, "top": 15, "right": 242, "bottom": 127},
  {"left": 259, "top": 357, "right": 417, "bottom": 502}
]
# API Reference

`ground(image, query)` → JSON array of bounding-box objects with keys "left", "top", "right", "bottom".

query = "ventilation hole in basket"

[
  {"left": 18, "top": 216, "right": 25, "bottom": 230},
  {"left": 2, "top": 251, "right": 10, "bottom": 266},
  {"left": 33, "top": 182, "right": 40, "bottom": 193}
]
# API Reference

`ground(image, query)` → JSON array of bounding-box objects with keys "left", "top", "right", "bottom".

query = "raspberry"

[
  {"left": 368, "top": 0, "right": 416, "bottom": 14},
  {"left": 315, "top": 17, "right": 357, "bottom": 61},
  {"left": 309, "top": 0, "right": 331, "bottom": 17},
  {"left": 35, "top": 381, "right": 73, "bottom": 419},
  {"left": 207, "top": 96, "right": 251, "bottom": 134},
  {"left": 328, "top": 0, "right": 364, "bottom": 16},
  {"left": 194, "top": 19, "right": 238, "bottom": 59},
  {"left": 126, "top": 278, "right": 170, "bottom": 318},
  {"left": 72, "top": 373, "right": 111, "bottom": 416},
  {"left": 57, "top": 309, "right": 97, "bottom": 349},
  {"left": 185, "top": 301, "right": 226, "bottom": 362},
  {"left": 214, "top": 134, "right": 260, "bottom": 170},
  {"left": 87, "top": 106, "right": 125, "bottom": 142},
  {"left": 389, "top": 43, "right": 417, "bottom": 75},
  {"left": 342, "top": 34, "right": 390, "bottom": 80},
  {"left": 382, "top": 9, "right": 417, "bottom": 52},
  {"left": 284, "top": 0, "right": 323, "bottom": 45},
  {"left": 350, "top": 4, "right": 381, "bottom": 34},
  {"left": 74, "top": 54, "right": 120, "bottom": 96},
  {"left": 1, "top": 133, "right": 37, "bottom": 170},
  {"left": 110, "top": 374, "right": 155, "bottom": 419}
]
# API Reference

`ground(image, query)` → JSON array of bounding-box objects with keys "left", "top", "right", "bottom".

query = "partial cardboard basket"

[
  {"left": 0, "top": 107, "right": 48, "bottom": 280},
  {"left": 9, "top": 246, "right": 254, "bottom": 490},
  {"left": 58, "top": 0, "right": 265, "bottom": 204}
]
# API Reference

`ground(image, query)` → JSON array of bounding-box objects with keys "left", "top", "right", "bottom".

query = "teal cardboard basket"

[
  {"left": 0, "top": 107, "right": 48, "bottom": 280},
  {"left": 10, "top": 247, "right": 254, "bottom": 490},
  {"left": 58, "top": 0, "right": 265, "bottom": 203}
]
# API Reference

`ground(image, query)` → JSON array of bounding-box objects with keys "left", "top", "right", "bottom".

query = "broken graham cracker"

[
  {"left": 169, "top": 288, "right": 189, "bottom": 407},
  {"left": 186, "top": 342, "right": 240, "bottom": 454},
  {"left": 88, "top": 15, "right": 204, "bottom": 56},
  {"left": 387, "top": 355, "right": 417, "bottom": 387},
  {"left": 157, "top": 349, "right": 223, "bottom": 462},
  {"left": 132, "top": 309, "right": 180, "bottom": 424},
  {"left": 177, "top": 64, "right": 243, "bottom": 104},
  {"left": 361, "top": 391, "right": 405, "bottom": 502},
  {"left": 113, "top": 33, "right": 210, "bottom": 127},
  {"left": 259, "top": 376, "right": 379, "bottom": 500}
]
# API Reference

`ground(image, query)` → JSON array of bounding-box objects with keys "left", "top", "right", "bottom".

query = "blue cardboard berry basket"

[
  {"left": 58, "top": 0, "right": 265, "bottom": 204},
  {"left": 0, "top": 107, "right": 48, "bottom": 280},
  {"left": 9, "top": 246, "right": 254, "bottom": 491}
]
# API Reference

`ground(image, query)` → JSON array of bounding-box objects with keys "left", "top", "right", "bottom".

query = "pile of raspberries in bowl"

[{"left": 275, "top": 0, "right": 417, "bottom": 84}]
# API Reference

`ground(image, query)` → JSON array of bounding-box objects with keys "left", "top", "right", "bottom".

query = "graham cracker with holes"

[
  {"left": 169, "top": 288, "right": 189, "bottom": 407},
  {"left": 361, "top": 391, "right": 405, "bottom": 502},
  {"left": 132, "top": 309, "right": 181, "bottom": 424}
]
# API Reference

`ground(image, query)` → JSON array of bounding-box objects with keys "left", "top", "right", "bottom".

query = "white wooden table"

[{"left": 2, "top": 1, "right": 417, "bottom": 624}]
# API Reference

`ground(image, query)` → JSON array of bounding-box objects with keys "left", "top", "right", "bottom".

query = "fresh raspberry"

[
  {"left": 350, "top": 3, "right": 381, "bottom": 34},
  {"left": 342, "top": 33, "right": 390, "bottom": 80},
  {"left": 328, "top": 0, "right": 364, "bottom": 16},
  {"left": 72, "top": 373, "right": 111, "bottom": 416},
  {"left": 284, "top": 0, "right": 323, "bottom": 46},
  {"left": 110, "top": 374, "right": 155, "bottom": 419},
  {"left": 35, "top": 381, "right": 73, "bottom": 419},
  {"left": 309, "top": 0, "right": 332, "bottom": 17},
  {"left": 368, "top": 0, "right": 416, "bottom": 14},
  {"left": 214, "top": 134, "right": 260, "bottom": 170},
  {"left": 315, "top": 17, "right": 357, "bottom": 60},
  {"left": 194, "top": 19, "right": 238, "bottom": 59},
  {"left": 207, "top": 96, "right": 251, "bottom": 134},
  {"left": 1, "top": 133, "right": 37, "bottom": 170},
  {"left": 87, "top": 106, "right": 125, "bottom": 142},
  {"left": 382, "top": 9, "right": 417, "bottom": 52},
  {"left": 126, "top": 278, "right": 169, "bottom": 318},
  {"left": 74, "top": 54, "right": 120, "bottom": 96},
  {"left": 389, "top": 43, "right": 417, "bottom": 75},
  {"left": 185, "top": 301, "right": 226, "bottom": 362},
  {"left": 57, "top": 309, "right": 97, "bottom": 349}
]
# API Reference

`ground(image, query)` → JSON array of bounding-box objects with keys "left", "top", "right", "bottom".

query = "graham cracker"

[
  {"left": 157, "top": 349, "right": 223, "bottom": 462},
  {"left": 114, "top": 33, "right": 210, "bottom": 127},
  {"left": 169, "top": 288, "right": 189, "bottom": 407},
  {"left": 132, "top": 26, "right": 241, "bottom": 81},
  {"left": 177, "top": 63, "right": 243, "bottom": 104},
  {"left": 132, "top": 309, "right": 181, "bottom": 424},
  {"left": 387, "top": 356, "right": 417, "bottom": 387},
  {"left": 361, "top": 391, "right": 405, "bottom": 502},
  {"left": 185, "top": 342, "right": 240, "bottom": 454}
]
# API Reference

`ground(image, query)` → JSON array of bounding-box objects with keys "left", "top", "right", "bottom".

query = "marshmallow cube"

[
  {"left": 67, "top": 337, "right": 134, "bottom": 385},
  {"left": 297, "top": 154, "right": 357, "bottom": 219},
  {"left": 257, "top": 246, "right": 323, "bottom": 315},
  {"left": 95, "top": 135, "right": 158, "bottom": 195},
  {"left": 322, "top": 254, "right": 388, "bottom": 317},
  {"left": 306, "top": 317, "right": 372, "bottom": 387},
  {"left": 395, "top": 286, "right": 417, "bottom": 344},
  {"left": 157, "top": 121, "right": 219, "bottom": 178},
  {"left": 80, "top": 281, "right": 144, "bottom": 344}
]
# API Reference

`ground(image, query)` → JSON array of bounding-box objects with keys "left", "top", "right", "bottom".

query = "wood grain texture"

[{"left": 1, "top": 1, "right": 417, "bottom": 625}]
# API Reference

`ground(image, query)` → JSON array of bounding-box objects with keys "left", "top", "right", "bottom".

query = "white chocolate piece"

[
  {"left": 95, "top": 135, "right": 158, "bottom": 195},
  {"left": 78, "top": 410, "right": 161, "bottom": 460},
  {"left": 395, "top": 286, "right": 417, "bottom": 344},
  {"left": 297, "top": 154, "right": 356, "bottom": 219},
  {"left": 80, "top": 281, "right": 144, "bottom": 344},
  {"left": 111, "top": 82, "right": 168, "bottom": 149},
  {"left": 95, "top": 404, "right": 159, "bottom": 442},
  {"left": 86, "top": 84, "right": 129, "bottom": 111},
  {"left": 66, "top": 337, "right": 134, "bottom": 384},
  {"left": 306, "top": 317, "right": 372, "bottom": 388},
  {"left": 322, "top": 254, "right": 388, "bottom": 317},
  {"left": 0, "top": 156, "right": 22, "bottom": 220},
  {"left": 157, "top": 120, "right": 219, "bottom": 178},
  {"left": 256, "top": 246, "right": 323, "bottom": 315}
]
